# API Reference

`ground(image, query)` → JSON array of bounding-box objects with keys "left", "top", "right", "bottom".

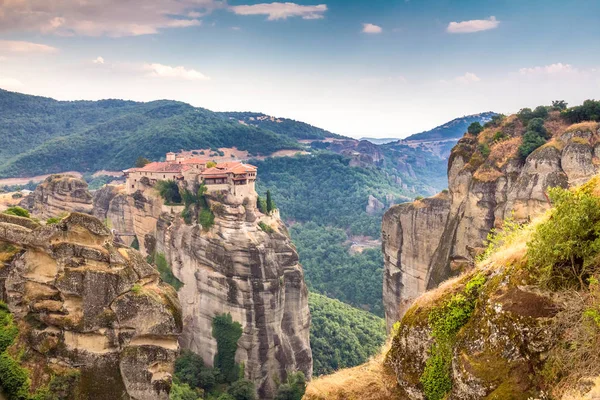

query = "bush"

[
  {"left": 3, "top": 206, "right": 30, "bottom": 218},
  {"left": 212, "top": 314, "right": 243, "bottom": 384},
  {"left": 227, "top": 379, "right": 256, "bottom": 400},
  {"left": 518, "top": 131, "right": 546, "bottom": 159},
  {"left": 274, "top": 372, "right": 306, "bottom": 400},
  {"left": 420, "top": 274, "right": 485, "bottom": 400},
  {"left": 198, "top": 208, "right": 215, "bottom": 230},
  {"left": 169, "top": 381, "right": 200, "bottom": 400},
  {"left": 527, "top": 117, "right": 548, "bottom": 137},
  {"left": 528, "top": 182, "right": 600, "bottom": 288},
  {"left": 478, "top": 143, "right": 491, "bottom": 158},
  {"left": 562, "top": 99, "right": 600, "bottom": 123},
  {"left": 135, "top": 157, "right": 150, "bottom": 168},
  {"left": 174, "top": 350, "right": 217, "bottom": 392},
  {"left": 552, "top": 100, "right": 568, "bottom": 111},
  {"left": 155, "top": 180, "right": 182, "bottom": 204},
  {"left": 155, "top": 253, "right": 183, "bottom": 291},
  {"left": 492, "top": 131, "right": 507, "bottom": 143},
  {"left": 258, "top": 222, "right": 274, "bottom": 234},
  {"left": 467, "top": 122, "right": 483, "bottom": 135}
]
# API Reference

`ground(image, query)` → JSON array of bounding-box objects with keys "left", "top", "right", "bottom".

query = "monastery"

[{"left": 123, "top": 152, "right": 257, "bottom": 200}]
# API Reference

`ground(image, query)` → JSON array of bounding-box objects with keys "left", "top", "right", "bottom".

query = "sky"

[{"left": 1, "top": 0, "right": 600, "bottom": 138}]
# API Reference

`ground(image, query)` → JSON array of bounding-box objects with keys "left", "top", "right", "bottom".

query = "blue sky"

[{"left": 1, "top": 0, "right": 599, "bottom": 138}]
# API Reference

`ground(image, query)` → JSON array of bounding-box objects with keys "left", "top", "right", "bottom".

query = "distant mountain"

[
  {"left": 219, "top": 111, "right": 345, "bottom": 140},
  {"left": 403, "top": 112, "right": 497, "bottom": 142},
  {"left": 358, "top": 137, "right": 400, "bottom": 145},
  {"left": 0, "top": 90, "right": 341, "bottom": 178}
]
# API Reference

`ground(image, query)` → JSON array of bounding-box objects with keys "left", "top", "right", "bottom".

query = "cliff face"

[
  {"left": 20, "top": 175, "right": 93, "bottom": 219},
  {"left": 0, "top": 212, "right": 182, "bottom": 399},
  {"left": 94, "top": 187, "right": 312, "bottom": 399},
  {"left": 383, "top": 117, "right": 600, "bottom": 329}
]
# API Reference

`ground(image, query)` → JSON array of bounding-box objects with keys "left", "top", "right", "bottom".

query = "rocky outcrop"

[
  {"left": 20, "top": 174, "right": 93, "bottom": 219},
  {"left": 0, "top": 212, "right": 182, "bottom": 399},
  {"left": 94, "top": 188, "right": 312, "bottom": 399},
  {"left": 383, "top": 118, "right": 600, "bottom": 329}
]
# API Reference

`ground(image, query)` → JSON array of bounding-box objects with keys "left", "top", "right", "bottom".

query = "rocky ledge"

[{"left": 0, "top": 212, "right": 182, "bottom": 399}]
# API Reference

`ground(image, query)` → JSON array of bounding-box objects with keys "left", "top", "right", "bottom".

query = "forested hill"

[
  {"left": 219, "top": 111, "right": 345, "bottom": 140},
  {"left": 403, "top": 111, "right": 496, "bottom": 141},
  {"left": 0, "top": 90, "right": 342, "bottom": 178}
]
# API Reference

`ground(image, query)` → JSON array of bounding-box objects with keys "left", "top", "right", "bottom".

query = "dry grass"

[
  {"left": 565, "top": 122, "right": 599, "bottom": 134},
  {"left": 545, "top": 111, "right": 571, "bottom": 138},
  {"left": 487, "top": 137, "right": 521, "bottom": 168},
  {"left": 304, "top": 343, "right": 405, "bottom": 400}
]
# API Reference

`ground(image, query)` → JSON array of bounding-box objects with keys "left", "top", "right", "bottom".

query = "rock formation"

[
  {"left": 20, "top": 174, "right": 93, "bottom": 219},
  {"left": 0, "top": 212, "right": 182, "bottom": 399},
  {"left": 383, "top": 117, "right": 600, "bottom": 329},
  {"left": 94, "top": 186, "right": 313, "bottom": 399}
]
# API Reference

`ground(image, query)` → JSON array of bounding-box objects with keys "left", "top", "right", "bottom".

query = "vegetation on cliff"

[{"left": 309, "top": 293, "right": 386, "bottom": 376}]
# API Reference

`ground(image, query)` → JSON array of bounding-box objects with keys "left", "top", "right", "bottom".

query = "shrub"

[
  {"left": 420, "top": 274, "right": 485, "bottom": 400},
  {"left": 492, "top": 131, "right": 507, "bottom": 143},
  {"left": 552, "top": 100, "right": 568, "bottom": 111},
  {"left": 0, "top": 303, "right": 18, "bottom": 353},
  {"left": 212, "top": 313, "right": 243, "bottom": 384},
  {"left": 467, "top": 122, "right": 483, "bottom": 135},
  {"left": 206, "top": 161, "right": 217, "bottom": 168},
  {"left": 479, "top": 143, "right": 491, "bottom": 158},
  {"left": 527, "top": 117, "right": 548, "bottom": 137},
  {"left": 155, "top": 253, "right": 183, "bottom": 291},
  {"left": 198, "top": 208, "right": 215, "bottom": 230},
  {"left": 131, "top": 284, "right": 142, "bottom": 295},
  {"left": 169, "top": 380, "right": 200, "bottom": 400},
  {"left": 130, "top": 236, "right": 140, "bottom": 250},
  {"left": 174, "top": 350, "right": 217, "bottom": 392},
  {"left": 528, "top": 182, "right": 600, "bottom": 288},
  {"left": 518, "top": 131, "right": 546, "bottom": 159},
  {"left": 258, "top": 222, "right": 274, "bottom": 234},
  {"left": 3, "top": 206, "right": 30, "bottom": 218},
  {"left": 227, "top": 379, "right": 256, "bottom": 400},
  {"left": 414, "top": 196, "right": 424, "bottom": 201},
  {"left": 274, "top": 372, "right": 306, "bottom": 400},
  {"left": 562, "top": 99, "right": 600, "bottom": 123},
  {"left": 155, "top": 180, "right": 182, "bottom": 204}
]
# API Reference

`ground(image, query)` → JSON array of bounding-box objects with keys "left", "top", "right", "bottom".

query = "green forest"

[
  {"left": 291, "top": 222, "right": 384, "bottom": 316},
  {"left": 0, "top": 90, "right": 317, "bottom": 178},
  {"left": 309, "top": 293, "right": 386, "bottom": 376}
]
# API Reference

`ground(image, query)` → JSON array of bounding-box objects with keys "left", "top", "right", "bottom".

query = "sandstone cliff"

[
  {"left": 94, "top": 186, "right": 312, "bottom": 399},
  {"left": 0, "top": 212, "right": 182, "bottom": 399},
  {"left": 20, "top": 175, "right": 93, "bottom": 219},
  {"left": 383, "top": 116, "right": 600, "bottom": 329}
]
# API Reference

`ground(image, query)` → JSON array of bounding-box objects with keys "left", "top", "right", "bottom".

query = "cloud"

[
  {"left": 443, "top": 72, "right": 481, "bottom": 84},
  {"left": 519, "top": 63, "right": 576, "bottom": 75},
  {"left": 0, "top": 40, "right": 58, "bottom": 53},
  {"left": 0, "top": 0, "right": 219, "bottom": 37},
  {"left": 0, "top": 77, "right": 24, "bottom": 88},
  {"left": 92, "top": 56, "right": 105, "bottom": 64},
  {"left": 447, "top": 16, "right": 499, "bottom": 34},
  {"left": 362, "top": 23, "right": 382, "bottom": 34},
  {"left": 143, "top": 63, "right": 210, "bottom": 81},
  {"left": 229, "top": 2, "right": 327, "bottom": 20}
]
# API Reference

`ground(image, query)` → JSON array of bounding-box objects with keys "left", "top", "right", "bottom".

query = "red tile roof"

[
  {"left": 200, "top": 161, "right": 257, "bottom": 178},
  {"left": 127, "top": 162, "right": 187, "bottom": 173}
]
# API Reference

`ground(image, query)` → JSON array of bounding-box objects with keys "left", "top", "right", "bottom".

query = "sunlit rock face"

[
  {"left": 0, "top": 212, "right": 182, "bottom": 399},
  {"left": 383, "top": 124, "right": 600, "bottom": 330},
  {"left": 94, "top": 187, "right": 313, "bottom": 399},
  {"left": 20, "top": 175, "right": 94, "bottom": 218}
]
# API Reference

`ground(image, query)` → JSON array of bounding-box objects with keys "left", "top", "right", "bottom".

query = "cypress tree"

[{"left": 266, "top": 191, "right": 275, "bottom": 214}]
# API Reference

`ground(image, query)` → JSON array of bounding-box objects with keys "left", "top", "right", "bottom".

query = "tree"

[
  {"left": 135, "top": 157, "right": 151, "bottom": 168},
  {"left": 169, "top": 381, "right": 200, "bottom": 400},
  {"left": 266, "top": 190, "right": 275, "bottom": 214},
  {"left": 518, "top": 131, "right": 546, "bottom": 159},
  {"left": 155, "top": 180, "right": 182, "bottom": 204},
  {"left": 552, "top": 100, "right": 568, "bottom": 111},
  {"left": 256, "top": 196, "right": 267, "bottom": 214},
  {"left": 527, "top": 118, "right": 548, "bottom": 137},
  {"left": 467, "top": 122, "right": 483, "bottom": 135},
  {"left": 206, "top": 161, "right": 217, "bottom": 168},
  {"left": 212, "top": 313, "right": 243, "bottom": 384},
  {"left": 227, "top": 379, "right": 256, "bottom": 400},
  {"left": 275, "top": 372, "right": 306, "bottom": 400},
  {"left": 174, "top": 350, "right": 217, "bottom": 392}
]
